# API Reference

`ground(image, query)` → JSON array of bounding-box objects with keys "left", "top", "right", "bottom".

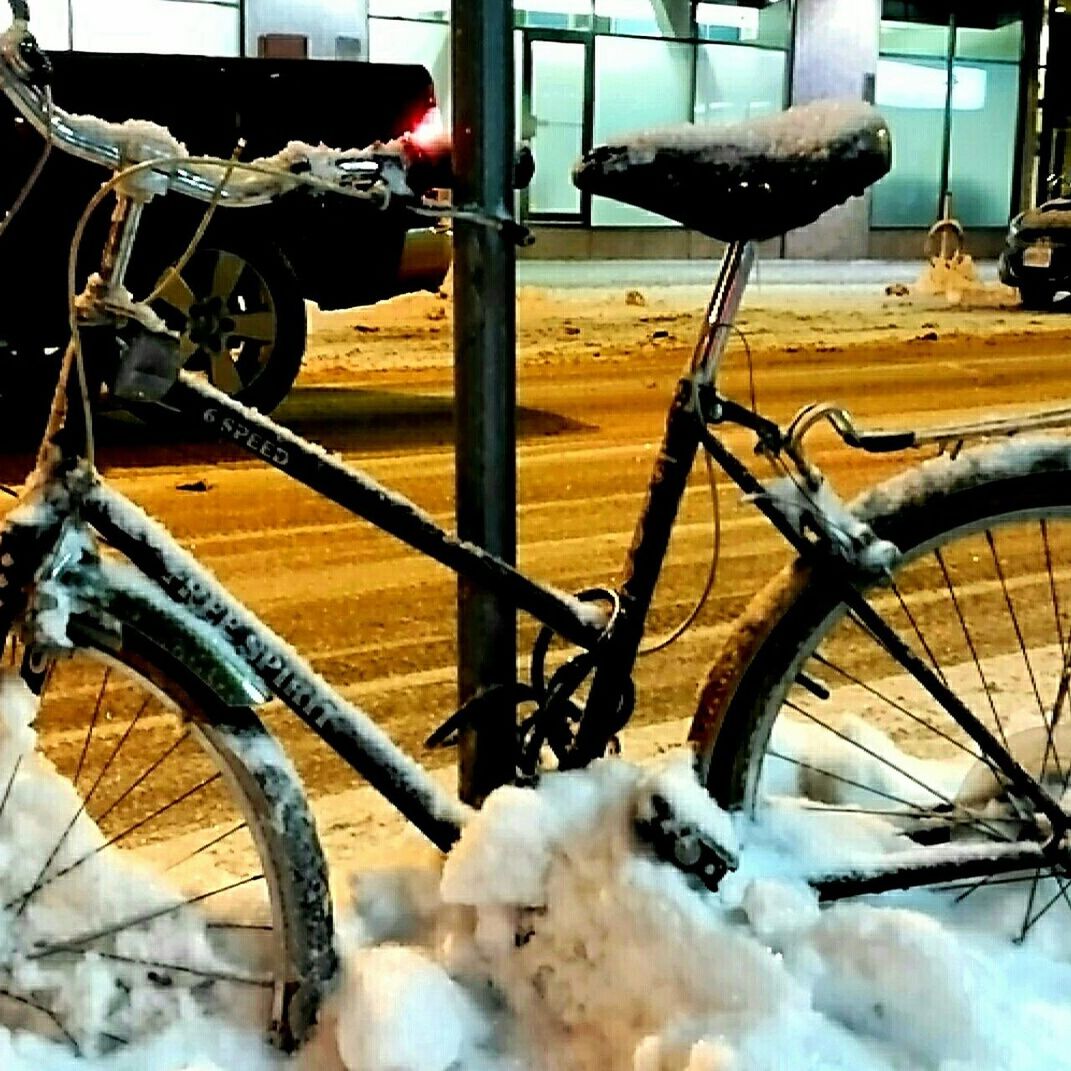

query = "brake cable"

[
  {"left": 0, "top": 83, "right": 51, "bottom": 241},
  {"left": 636, "top": 323, "right": 762, "bottom": 657}
]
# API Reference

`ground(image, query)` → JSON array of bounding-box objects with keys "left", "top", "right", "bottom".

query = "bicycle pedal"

[{"left": 633, "top": 789, "right": 738, "bottom": 893}]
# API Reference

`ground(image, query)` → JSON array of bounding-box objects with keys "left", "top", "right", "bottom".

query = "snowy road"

[
  {"left": 3, "top": 280, "right": 1071, "bottom": 819},
  {"left": 1, "top": 279, "right": 1071, "bottom": 1068}
]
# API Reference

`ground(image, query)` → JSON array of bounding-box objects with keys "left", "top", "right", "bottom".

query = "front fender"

[
  {"left": 688, "top": 435, "right": 1071, "bottom": 766},
  {"left": 65, "top": 559, "right": 268, "bottom": 709}
]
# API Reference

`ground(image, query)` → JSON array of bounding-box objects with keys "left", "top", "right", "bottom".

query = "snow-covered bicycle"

[{"left": 4, "top": 0, "right": 1071, "bottom": 1057}]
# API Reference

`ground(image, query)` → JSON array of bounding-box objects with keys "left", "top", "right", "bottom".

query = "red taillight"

[
  {"left": 402, "top": 105, "right": 452, "bottom": 192},
  {"left": 409, "top": 105, "right": 447, "bottom": 151}
]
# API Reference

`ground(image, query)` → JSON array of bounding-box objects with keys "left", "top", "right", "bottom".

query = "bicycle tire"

[
  {"left": 690, "top": 438, "right": 1071, "bottom": 932},
  {"left": 0, "top": 603, "right": 335, "bottom": 1054}
]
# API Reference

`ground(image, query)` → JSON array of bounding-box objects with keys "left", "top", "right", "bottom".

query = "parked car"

[
  {"left": 1, "top": 49, "right": 452, "bottom": 414},
  {"left": 998, "top": 196, "right": 1071, "bottom": 310}
]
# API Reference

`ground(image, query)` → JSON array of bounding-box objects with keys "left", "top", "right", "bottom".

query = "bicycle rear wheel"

[
  {"left": 691, "top": 440, "right": 1071, "bottom": 943},
  {"left": 0, "top": 607, "right": 335, "bottom": 1055}
]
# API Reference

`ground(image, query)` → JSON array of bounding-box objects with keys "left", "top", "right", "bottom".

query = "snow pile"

[
  {"left": 334, "top": 743, "right": 1071, "bottom": 1071},
  {"left": 914, "top": 254, "right": 983, "bottom": 305},
  {"left": 2, "top": 661, "right": 1071, "bottom": 1070}
]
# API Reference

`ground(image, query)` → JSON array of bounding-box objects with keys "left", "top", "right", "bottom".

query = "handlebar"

[{"left": 0, "top": 11, "right": 441, "bottom": 209}]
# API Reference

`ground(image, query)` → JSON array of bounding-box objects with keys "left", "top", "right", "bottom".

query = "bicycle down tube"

[
  {"left": 159, "top": 373, "right": 605, "bottom": 652},
  {"left": 82, "top": 476, "right": 472, "bottom": 853}
]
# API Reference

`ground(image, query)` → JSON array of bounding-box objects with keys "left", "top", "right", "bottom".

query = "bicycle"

[{"left": 4, "top": 0, "right": 1071, "bottom": 1058}]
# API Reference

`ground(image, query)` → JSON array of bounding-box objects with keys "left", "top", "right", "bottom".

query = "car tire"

[
  {"left": 151, "top": 227, "right": 307, "bottom": 414},
  {"left": 1018, "top": 282, "right": 1056, "bottom": 311}
]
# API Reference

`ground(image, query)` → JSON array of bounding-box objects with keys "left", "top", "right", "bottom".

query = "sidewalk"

[{"left": 516, "top": 257, "right": 1000, "bottom": 290}]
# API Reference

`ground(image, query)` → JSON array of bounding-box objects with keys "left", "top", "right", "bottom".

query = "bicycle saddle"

[{"left": 572, "top": 99, "right": 891, "bottom": 243}]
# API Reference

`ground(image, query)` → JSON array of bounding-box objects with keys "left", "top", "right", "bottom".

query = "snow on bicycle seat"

[{"left": 572, "top": 99, "right": 891, "bottom": 243}]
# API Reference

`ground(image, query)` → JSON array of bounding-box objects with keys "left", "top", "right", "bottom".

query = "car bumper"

[
  {"left": 999, "top": 241, "right": 1068, "bottom": 290},
  {"left": 398, "top": 225, "right": 452, "bottom": 293}
]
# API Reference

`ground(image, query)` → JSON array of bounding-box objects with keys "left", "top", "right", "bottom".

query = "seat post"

[{"left": 690, "top": 239, "right": 755, "bottom": 386}]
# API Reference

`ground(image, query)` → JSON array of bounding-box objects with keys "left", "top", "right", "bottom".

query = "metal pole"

[
  {"left": 938, "top": 7, "right": 957, "bottom": 218},
  {"left": 451, "top": 0, "right": 518, "bottom": 805}
]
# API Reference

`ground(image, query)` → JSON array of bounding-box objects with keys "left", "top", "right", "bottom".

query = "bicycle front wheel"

[
  {"left": 691, "top": 439, "right": 1071, "bottom": 942},
  {"left": 0, "top": 605, "right": 335, "bottom": 1055}
]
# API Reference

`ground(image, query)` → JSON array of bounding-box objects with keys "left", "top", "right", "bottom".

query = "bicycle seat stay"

[{"left": 572, "top": 98, "right": 891, "bottom": 242}]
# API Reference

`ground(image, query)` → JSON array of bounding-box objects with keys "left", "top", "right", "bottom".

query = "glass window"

[
  {"left": 696, "top": 1, "right": 792, "bottom": 48},
  {"left": 515, "top": 0, "right": 593, "bottom": 31},
  {"left": 872, "top": 55, "right": 953, "bottom": 226},
  {"left": 71, "top": 0, "right": 240, "bottom": 55},
  {"left": 369, "top": 17, "right": 451, "bottom": 115},
  {"left": 22, "top": 0, "right": 71, "bottom": 50},
  {"left": 594, "top": 0, "right": 687, "bottom": 38},
  {"left": 878, "top": 19, "right": 949, "bottom": 58},
  {"left": 694, "top": 42, "right": 786, "bottom": 125},
  {"left": 874, "top": 16, "right": 1023, "bottom": 228},
  {"left": 527, "top": 38, "right": 587, "bottom": 215},
  {"left": 592, "top": 35, "right": 691, "bottom": 225},
  {"left": 368, "top": 0, "right": 447, "bottom": 19},
  {"left": 948, "top": 59, "right": 1020, "bottom": 227},
  {"left": 873, "top": 51, "right": 1021, "bottom": 227},
  {"left": 956, "top": 21, "right": 1022, "bottom": 62}
]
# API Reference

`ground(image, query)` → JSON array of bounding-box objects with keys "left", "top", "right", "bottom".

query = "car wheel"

[
  {"left": 1018, "top": 282, "right": 1056, "bottom": 311},
  {"left": 151, "top": 229, "right": 306, "bottom": 414}
]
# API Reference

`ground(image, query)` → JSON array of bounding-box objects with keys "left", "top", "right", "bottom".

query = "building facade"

[{"left": 29, "top": 0, "right": 1044, "bottom": 259}]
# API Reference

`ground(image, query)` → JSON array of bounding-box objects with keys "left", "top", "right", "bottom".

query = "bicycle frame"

[
  {"left": 5, "top": 229, "right": 1071, "bottom": 893},
  {"left": 0, "top": 225, "right": 752, "bottom": 848}
]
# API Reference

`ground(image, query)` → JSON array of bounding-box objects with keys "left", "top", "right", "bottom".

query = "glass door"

[{"left": 519, "top": 31, "right": 593, "bottom": 223}]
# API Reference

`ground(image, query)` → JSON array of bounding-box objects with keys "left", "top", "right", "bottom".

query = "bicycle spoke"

[
  {"left": 1019, "top": 874, "right": 1071, "bottom": 938},
  {"left": 785, "top": 701, "right": 1012, "bottom": 841},
  {"left": 1039, "top": 520, "right": 1071, "bottom": 766},
  {"left": 891, "top": 578, "right": 948, "bottom": 685},
  {"left": 94, "top": 951, "right": 272, "bottom": 989},
  {"left": 1019, "top": 870, "right": 1043, "bottom": 942},
  {"left": 929, "top": 870, "right": 1059, "bottom": 896},
  {"left": 16, "top": 694, "right": 154, "bottom": 917},
  {"left": 28, "top": 873, "right": 265, "bottom": 960},
  {"left": 0, "top": 754, "right": 22, "bottom": 824},
  {"left": 94, "top": 731, "right": 191, "bottom": 827},
  {"left": 73, "top": 666, "right": 110, "bottom": 787},
  {"left": 10, "top": 772, "right": 221, "bottom": 911},
  {"left": 163, "top": 820, "right": 247, "bottom": 874},
  {"left": 934, "top": 547, "right": 1013, "bottom": 754},
  {"left": 794, "top": 803, "right": 988, "bottom": 824},
  {"left": 985, "top": 529, "right": 1064, "bottom": 785},
  {"left": 811, "top": 650, "right": 999, "bottom": 778},
  {"left": 768, "top": 749, "right": 973, "bottom": 818},
  {"left": 0, "top": 625, "right": 325, "bottom": 1048},
  {"left": 0, "top": 986, "right": 81, "bottom": 1054}
]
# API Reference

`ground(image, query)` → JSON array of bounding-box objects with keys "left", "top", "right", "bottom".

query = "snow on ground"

[
  {"left": 3, "top": 668, "right": 1071, "bottom": 1071},
  {"left": 300, "top": 259, "right": 1047, "bottom": 379}
]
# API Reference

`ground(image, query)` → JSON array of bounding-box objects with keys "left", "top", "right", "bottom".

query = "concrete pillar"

[{"left": 785, "top": 0, "right": 880, "bottom": 258}]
